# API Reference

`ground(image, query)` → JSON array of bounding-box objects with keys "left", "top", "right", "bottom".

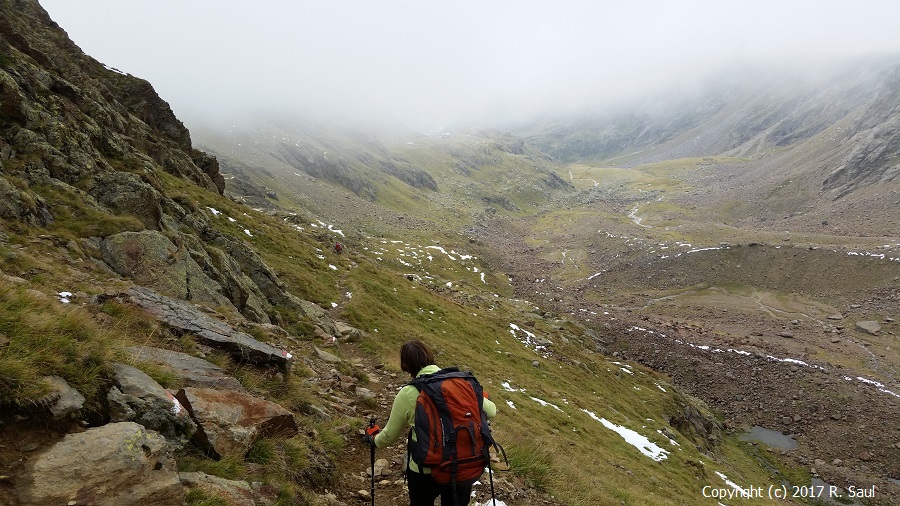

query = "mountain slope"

[
  {"left": 0, "top": 3, "right": 813, "bottom": 506},
  {"left": 193, "top": 121, "right": 574, "bottom": 237}
]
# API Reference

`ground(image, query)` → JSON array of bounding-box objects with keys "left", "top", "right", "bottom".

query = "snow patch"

[{"left": 581, "top": 409, "right": 669, "bottom": 461}]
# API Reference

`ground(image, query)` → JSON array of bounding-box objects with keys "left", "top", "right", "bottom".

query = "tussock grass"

[
  {"left": 184, "top": 489, "right": 230, "bottom": 506},
  {"left": 0, "top": 281, "right": 122, "bottom": 409}
]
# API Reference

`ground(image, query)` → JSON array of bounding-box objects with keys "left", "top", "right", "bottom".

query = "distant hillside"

[
  {"left": 193, "top": 122, "right": 574, "bottom": 237},
  {"left": 518, "top": 58, "right": 900, "bottom": 196}
]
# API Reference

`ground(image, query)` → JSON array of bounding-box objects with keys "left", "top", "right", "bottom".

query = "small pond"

[{"left": 738, "top": 426, "right": 798, "bottom": 450}]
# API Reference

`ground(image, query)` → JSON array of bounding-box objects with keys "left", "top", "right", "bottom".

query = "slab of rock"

[
  {"left": 127, "top": 346, "right": 246, "bottom": 392},
  {"left": 827, "top": 313, "right": 845, "bottom": 320},
  {"left": 16, "top": 422, "right": 182, "bottom": 506},
  {"left": 315, "top": 346, "right": 341, "bottom": 363},
  {"left": 107, "top": 363, "right": 196, "bottom": 447},
  {"left": 855, "top": 321, "right": 881, "bottom": 335},
  {"left": 179, "top": 471, "right": 255, "bottom": 506},
  {"left": 175, "top": 387, "right": 298, "bottom": 458},
  {"left": 124, "top": 286, "right": 293, "bottom": 371},
  {"left": 41, "top": 375, "right": 85, "bottom": 419}
]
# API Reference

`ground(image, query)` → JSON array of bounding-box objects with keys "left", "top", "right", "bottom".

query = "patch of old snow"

[{"left": 581, "top": 409, "right": 669, "bottom": 461}]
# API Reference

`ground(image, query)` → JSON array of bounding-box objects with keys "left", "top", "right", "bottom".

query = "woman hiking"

[{"left": 365, "top": 340, "right": 498, "bottom": 506}]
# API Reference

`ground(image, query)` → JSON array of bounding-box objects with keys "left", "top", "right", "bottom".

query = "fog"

[{"left": 41, "top": 0, "right": 900, "bottom": 132}]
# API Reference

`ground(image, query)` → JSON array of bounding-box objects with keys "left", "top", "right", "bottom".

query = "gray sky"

[{"left": 41, "top": 0, "right": 900, "bottom": 131}]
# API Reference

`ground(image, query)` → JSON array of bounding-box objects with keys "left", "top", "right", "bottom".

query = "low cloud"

[{"left": 42, "top": 0, "right": 900, "bottom": 131}]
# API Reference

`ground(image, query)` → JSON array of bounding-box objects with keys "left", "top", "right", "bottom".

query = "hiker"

[
  {"left": 334, "top": 242, "right": 344, "bottom": 254},
  {"left": 365, "top": 340, "right": 498, "bottom": 506}
]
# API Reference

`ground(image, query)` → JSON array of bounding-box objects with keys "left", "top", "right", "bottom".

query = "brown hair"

[{"left": 400, "top": 340, "right": 435, "bottom": 377}]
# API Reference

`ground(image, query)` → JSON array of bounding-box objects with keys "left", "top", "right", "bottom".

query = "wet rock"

[
  {"left": 175, "top": 387, "right": 298, "bottom": 459},
  {"left": 16, "top": 422, "right": 182, "bottom": 506},
  {"left": 179, "top": 471, "right": 254, "bottom": 505},
  {"left": 126, "top": 346, "right": 246, "bottom": 392},
  {"left": 107, "top": 363, "right": 196, "bottom": 447}
]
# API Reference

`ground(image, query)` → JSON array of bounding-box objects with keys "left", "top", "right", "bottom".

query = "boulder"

[
  {"left": 100, "top": 230, "right": 235, "bottom": 310},
  {"left": 298, "top": 299, "right": 339, "bottom": 337},
  {"left": 126, "top": 346, "right": 246, "bottom": 392},
  {"left": 41, "top": 375, "right": 85, "bottom": 419},
  {"left": 16, "top": 422, "right": 182, "bottom": 506},
  {"left": 179, "top": 471, "right": 255, "bottom": 506},
  {"left": 89, "top": 171, "right": 163, "bottom": 229},
  {"left": 335, "top": 321, "right": 367, "bottom": 342},
  {"left": 190, "top": 235, "right": 270, "bottom": 323},
  {"left": 855, "top": 321, "right": 881, "bottom": 335},
  {"left": 125, "top": 286, "right": 293, "bottom": 372},
  {"left": 175, "top": 387, "right": 298, "bottom": 459},
  {"left": 315, "top": 346, "right": 342, "bottom": 363},
  {"left": 107, "top": 363, "right": 196, "bottom": 447}
]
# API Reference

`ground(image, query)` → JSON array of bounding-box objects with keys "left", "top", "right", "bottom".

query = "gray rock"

[
  {"left": 175, "top": 387, "right": 298, "bottom": 458},
  {"left": 42, "top": 376, "right": 85, "bottom": 420},
  {"left": 100, "top": 230, "right": 235, "bottom": 311},
  {"left": 827, "top": 313, "right": 845, "bottom": 320},
  {"left": 16, "top": 422, "right": 182, "bottom": 506},
  {"left": 107, "top": 363, "right": 196, "bottom": 447},
  {"left": 298, "top": 299, "right": 339, "bottom": 337},
  {"left": 126, "top": 346, "right": 246, "bottom": 392},
  {"left": 124, "top": 286, "right": 293, "bottom": 371},
  {"left": 315, "top": 346, "right": 342, "bottom": 363},
  {"left": 369, "top": 458, "right": 390, "bottom": 477},
  {"left": 188, "top": 234, "right": 270, "bottom": 323},
  {"left": 179, "top": 471, "right": 255, "bottom": 506},
  {"left": 89, "top": 171, "right": 163, "bottom": 230},
  {"left": 855, "top": 321, "right": 881, "bottom": 335}
]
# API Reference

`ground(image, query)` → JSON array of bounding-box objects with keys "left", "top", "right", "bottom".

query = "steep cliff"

[{"left": 0, "top": 0, "right": 305, "bottom": 322}]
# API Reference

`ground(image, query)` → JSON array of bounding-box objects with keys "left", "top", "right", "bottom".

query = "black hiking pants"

[{"left": 406, "top": 468, "right": 472, "bottom": 506}]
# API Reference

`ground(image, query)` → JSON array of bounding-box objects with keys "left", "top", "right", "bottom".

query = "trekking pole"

[{"left": 369, "top": 417, "right": 377, "bottom": 506}]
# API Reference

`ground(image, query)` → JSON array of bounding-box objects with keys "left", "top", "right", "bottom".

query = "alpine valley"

[{"left": 0, "top": 2, "right": 897, "bottom": 505}]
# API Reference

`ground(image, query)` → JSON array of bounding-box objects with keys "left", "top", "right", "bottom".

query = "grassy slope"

[
  {"left": 200, "top": 143, "right": 804, "bottom": 503},
  {"left": 0, "top": 148, "right": 793, "bottom": 505}
]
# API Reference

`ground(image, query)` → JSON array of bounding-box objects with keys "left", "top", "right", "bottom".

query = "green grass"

[
  {"left": 32, "top": 182, "right": 147, "bottom": 238},
  {"left": 0, "top": 132, "right": 826, "bottom": 505},
  {"left": 0, "top": 281, "right": 122, "bottom": 409},
  {"left": 184, "top": 489, "right": 230, "bottom": 506}
]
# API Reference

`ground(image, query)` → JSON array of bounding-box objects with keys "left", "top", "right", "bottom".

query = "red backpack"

[{"left": 408, "top": 367, "right": 504, "bottom": 490}]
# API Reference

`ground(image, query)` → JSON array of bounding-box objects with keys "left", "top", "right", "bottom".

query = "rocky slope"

[
  {"left": 3, "top": 1, "right": 899, "bottom": 505},
  {"left": 0, "top": 0, "right": 331, "bottom": 324}
]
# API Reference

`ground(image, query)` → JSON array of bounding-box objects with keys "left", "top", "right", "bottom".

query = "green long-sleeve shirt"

[{"left": 373, "top": 365, "right": 498, "bottom": 473}]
